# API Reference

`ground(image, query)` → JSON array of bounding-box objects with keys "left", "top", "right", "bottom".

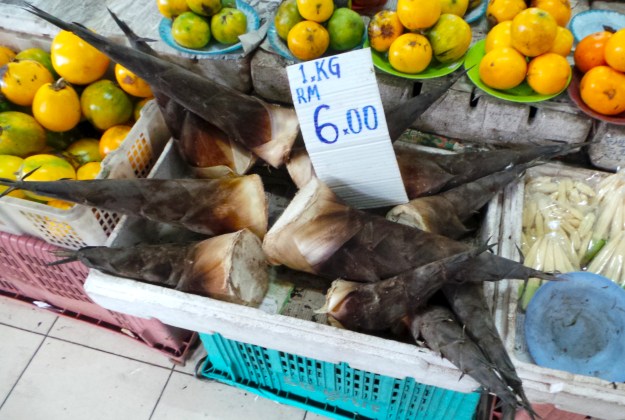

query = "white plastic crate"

[
  {"left": 490, "top": 163, "right": 625, "bottom": 419},
  {"left": 0, "top": 100, "right": 170, "bottom": 249}
]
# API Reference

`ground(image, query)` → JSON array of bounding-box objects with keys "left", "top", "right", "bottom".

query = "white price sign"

[{"left": 286, "top": 48, "right": 408, "bottom": 209}]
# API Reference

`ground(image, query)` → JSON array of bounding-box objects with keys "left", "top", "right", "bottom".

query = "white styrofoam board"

[{"left": 84, "top": 270, "right": 480, "bottom": 393}]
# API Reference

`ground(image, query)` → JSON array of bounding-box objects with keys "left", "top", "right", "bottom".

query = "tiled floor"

[{"left": 0, "top": 295, "right": 329, "bottom": 420}]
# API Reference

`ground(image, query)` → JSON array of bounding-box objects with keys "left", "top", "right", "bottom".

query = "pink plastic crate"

[{"left": 0, "top": 231, "right": 196, "bottom": 364}]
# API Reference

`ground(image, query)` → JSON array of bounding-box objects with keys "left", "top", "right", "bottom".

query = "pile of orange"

[
  {"left": 479, "top": 0, "right": 573, "bottom": 95},
  {"left": 0, "top": 32, "right": 153, "bottom": 206},
  {"left": 274, "top": 0, "right": 365, "bottom": 61},
  {"left": 368, "top": 0, "right": 473, "bottom": 74},
  {"left": 574, "top": 29, "right": 625, "bottom": 116}
]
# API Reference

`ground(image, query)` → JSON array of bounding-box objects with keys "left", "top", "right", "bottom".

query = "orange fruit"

[
  {"left": 427, "top": 14, "right": 472, "bottom": 63},
  {"left": 76, "top": 161, "right": 102, "bottom": 180},
  {"left": 0, "top": 46, "right": 16, "bottom": 67},
  {"left": 287, "top": 21, "right": 329, "bottom": 61},
  {"left": 548, "top": 26, "right": 573, "bottom": 56},
  {"left": 296, "top": 0, "right": 334, "bottom": 22},
  {"left": 531, "top": 0, "right": 571, "bottom": 27},
  {"left": 32, "top": 79, "right": 82, "bottom": 133},
  {"left": 396, "top": 0, "right": 441, "bottom": 31},
  {"left": 51, "top": 30, "right": 110, "bottom": 85},
  {"left": 274, "top": 0, "right": 303, "bottom": 41},
  {"left": 574, "top": 31, "right": 611, "bottom": 73},
  {"left": 115, "top": 64, "right": 153, "bottom": 98},
  {"left": 156, "top": 0, "right": 190, "bottom": 18},
  {"left": 526, "top": 53, "right": 571, "bottom": 95},
  {"left": 479, "top": 47, "right": 527, "bottom": 90},
  {"left": 211, "top": 8, "right": 248, "bottom": 45},
  {"left": 133, "top": 98, "right": 151, "bottom": 121},
  {"left": 605, "top": 28, "right": 625, "bottom": 73},
  {"left": 368, "top": 10, "right": 404, "bottom": 53},
  {"left": 65, "top": 138, "right": 102, "bottom": 166},
  {"left": 0, "top": 112, "right": 46, "bottom": 158},
  {"left": 0, "top": 154, "right": 25, "bottom": 198},
  {"left": 485, "top": 21, "right": 513, "bottom": 53},
  {"left": 580, "top": 66, "right": 625, "bottom": 116},
  {"left": 46, "top": 200, "right": 74, "bottom": 209},
  {"left": 99, "top": 125, "right": 131, "bottom": 158},
  {"left": 510, "top": 7, "right": 558, "bottom": 57},
  {"left": 187, "top": 0, "right": 221, "bottom": 17},
  {"left": 171, "top": 11, "right": 211, "bottom": 49},
  {"left": 388, "top": 33, "right": 432, "bottom": 74},
  {"left": 20, "top": 154, "right": 76, "bottom": 201},
  {"left": 440, "top": 0, "right": 469, "bottom": 17},
  {"left": 81, "top": 80, "right": 133, "bottom": 131},
  {"left": 486, "top": 0, "right": 527, "bottom": 26},
  {"left": 1, "top": 60, "right": 54, "bottom": 106}
]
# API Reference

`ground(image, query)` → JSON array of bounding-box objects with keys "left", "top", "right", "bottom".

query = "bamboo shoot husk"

[
  {"left": 263, "top": 178, "right": 551, "bottom": 282},
  {"left": 409, "top": 306, "right": 520, "bottom": 410},
  {"left": 178, "top": 112, "right": 256, "bottom": 178},
  {"left": 319, "top": 246, "right": 488, "bottom": 332},
  {"left": 54, "top": 229, "right": 268, "bottom": 306},
  {"left": 0, "top": 176, "right": 268, "bottom": 238},
  {"left": 176, "top": 230, "right": 269, "bottom": 305},
  {"left": 387, "top": 164, "right": 529, "bottom": 238}
]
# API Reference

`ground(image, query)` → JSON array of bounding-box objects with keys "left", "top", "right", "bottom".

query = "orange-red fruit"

[
  {"left": 579, "top": 66, "right": 625, "bottom": 116},
  {"left": 574, "top": 31, "right": 611, "bottom": 73}
]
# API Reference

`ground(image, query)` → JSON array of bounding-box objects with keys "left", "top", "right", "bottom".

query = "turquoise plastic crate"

[{"left": 198, "top": 333, "right": 481, "bottom": 420}]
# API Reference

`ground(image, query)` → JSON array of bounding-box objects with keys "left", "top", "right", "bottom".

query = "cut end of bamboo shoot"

[
  {"left": 386, "top": 203, "right": 429, "bottom": 231},
  {"left": 252, "top": 104, "right": 300, "bottom": 168},
  {"left": 286, "top": 148, "right": 317, "bottom": 189},
  {"left": 178, "top": 229, "right": 269, "bottom": 306},
  {"left": 316, "top": 279, "right": 359, "bottom": 314},
  {"left": 263, "top": 178, "right": 346, "bottom": 270}
]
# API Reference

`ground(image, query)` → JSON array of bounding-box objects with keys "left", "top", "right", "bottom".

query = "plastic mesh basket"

[
  {"left": 198, "top": 333, "right": 481, "bottom": 420},
  {"left": 0, "top": 101, "right": 170, "bottom": 250},
  {"left": 0, "top": 230, "right": 196, "bottom": 363}
]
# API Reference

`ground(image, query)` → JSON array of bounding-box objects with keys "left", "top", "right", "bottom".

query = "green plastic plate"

[
  {"left": 464, "top": 39, "right": 572, "bottom": 103},
  {"left": 365, "top": 39, "right": 464, "bottom": 80}
]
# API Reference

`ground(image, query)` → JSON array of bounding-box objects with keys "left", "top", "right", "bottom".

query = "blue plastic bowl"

[
  {"left": 569, "top": 9, "right": 625, "bottom": 43},
  {"left": 525, "top": 271, "right": 625, "bottom": 382}
]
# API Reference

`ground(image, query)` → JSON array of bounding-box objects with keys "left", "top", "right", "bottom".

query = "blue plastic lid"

[
  {"left": 569, "top": 9, "right": 625, "bottom": 43},
  {"left": 525, "top": 271, "right": 625, "bottom": 382}
]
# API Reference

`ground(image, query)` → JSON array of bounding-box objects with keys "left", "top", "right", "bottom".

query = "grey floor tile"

[
  {"left": 0, "top": 295, "right": 57, "bottom": 333},
  {"left": 0, "top": 324, "right": 43, "bottom": 402},
  {"left": 151, "top": 371, "right": 307, "bottom": 420},
  {"left": 0, "top": 337, "right": 170, "bottom": 420},
  {"left": 48, "top": 315, "right": 174, "bottom": 368}
]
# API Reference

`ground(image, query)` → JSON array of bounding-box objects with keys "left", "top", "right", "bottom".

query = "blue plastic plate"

[
  {"left": 267, "top": 20, "right": 367, "bottom": 62},
  {"left": 569, "top": 9, "right": 625, "bottom": 43},
  {"left": 525, "top": 271, "right": 625, "bottom": 382},
  {"left": 464, "top": 1, "right": 487, "bottom": 24},
  {"left": 159, "top": 0, "right": 260, "bottom": 56}
]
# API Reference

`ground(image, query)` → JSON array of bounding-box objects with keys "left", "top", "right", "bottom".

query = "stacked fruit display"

[
  {"left": 477, "top": 0, "right": 573, "bottom": 95},
  {"left": 367, "top": 0, "right": 473, "bottom": 74},
  {"left": 573, "top": 29, "right": 625, "bottom": 116},
  {"left": 0, "top": 32, "right": 152, "bottom": 207},
  {"left": 158, "top": 0, "right": 248, "bottom": 49},
  {"left": 274, "top": 0, "right": 365, "bottom": 61}
]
